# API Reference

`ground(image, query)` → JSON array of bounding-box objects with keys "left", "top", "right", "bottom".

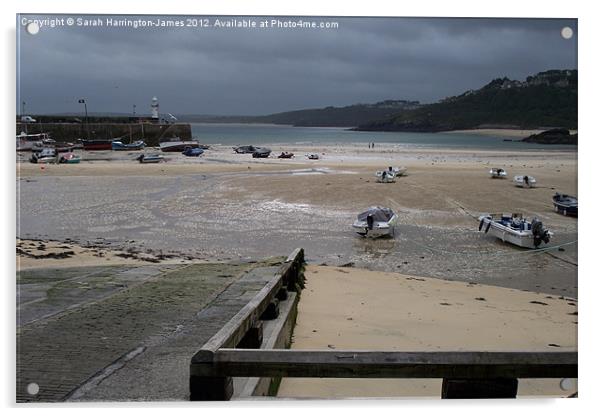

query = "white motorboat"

[
  {"left": 514, "top": 175, "right": 537, "bottom": 188},
  {"left": 159, "top": 138, "right": 200, "bottom": 152},
  {"left": 29, "top": 148, "right": 58, "bottom": 164},
  {"left": 352, "top": 207, "right": 398, "bottom": 238},
  {"left": 306, "top": 153, "right": 320, "bottom": 160},
  {"left": 136, "top": 154, "right": 164, "bottom": 164},
  {"left": 375, "top": 170, "right": 396, "bottom": 183},
  {"left": 478, "top": 213, "right": 552, "bottom": 248},
  {"left": 391, "top": 166, "right": 408, "bottom": 177},
  {"left": 489, "top": 168, "right": 507, "bottom": 178},
  {"left": 16, "top": 132, "right": 51, "bottom": 151}
]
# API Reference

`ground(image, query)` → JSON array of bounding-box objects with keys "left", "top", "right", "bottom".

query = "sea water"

[{"left": 191, "top": 123, "right": 577, "bottom": 151}]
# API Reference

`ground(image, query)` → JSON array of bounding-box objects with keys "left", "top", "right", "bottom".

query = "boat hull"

[
  {"left": 478, "top": 216, "right": 550, "bottom": 249},
  {"left": 352, "top": 214, "right": 398, "bottom": 238},
  {"left": 160, "top": 141, "right": 200, "bottom": 152},
  {"left": 112, "top": 141, "right": 145, "bottom": 151},
  {"left": 82, "top": 140, "right": 112, "bottom": 151},
  {"left": 553, "top": 202, "right": 578, "bottom": 217},
  {"left": 513, "top": 175, "right": 537, "bottom": 188}
]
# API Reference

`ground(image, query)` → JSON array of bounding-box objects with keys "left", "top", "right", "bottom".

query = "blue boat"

[
  {"left": 112, "top": 140, "right": 145, "bottom": 151},
  {"left": 182, "top": 146, "right": 204, "bottom": 157},
  {"left": 553, "top": 193, "right": 578, "bottom": 217}
]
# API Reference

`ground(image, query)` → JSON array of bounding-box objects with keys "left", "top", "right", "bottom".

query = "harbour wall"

[{"left": 16, "top": 122, "right": 192, "bottom": 146}]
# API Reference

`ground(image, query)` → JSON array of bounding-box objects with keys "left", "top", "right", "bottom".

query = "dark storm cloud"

[{"left": 17, "top": 15, "right": 577, "bottom": 115}]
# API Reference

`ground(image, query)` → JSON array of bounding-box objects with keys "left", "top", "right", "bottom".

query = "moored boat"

[
  {"left": 352, "top": 207, "right": 398, "bottom": 238},
  {"left": 478, "top": 213, "right": 552, "bottom": 248},
  {"left": 159, "top": 138, "right": 200, "bottom": 152},
  {"left": 514, "top": 175, "right": 537, "bottom": 188},
  {"left": 29, "top": 148, "right": 57, "bottom": 164},
  {"left": 278, "top": 152, "right": 294, "bottom": 159},
  {"left": 552, "top": 193, "right": 578, "bottom": 217},
  {"left": 489, "top": 168, "right": 507, "bottom": 178},
  {"left": 16, "top": 132, "right": 51, "bottom": 151},
  {"left": 58, "top": 152, "right": 81, "bottom": 164},
  {"left": 182, "top": 147, "right": 204, "bottom": 157},
  {"left": 375, "top": 170, "right": 396, "bottom": 183},
  {"left": 233, "top": 145, "right": 257, "bottom": 154},
  {"left": 136, "top": 154, "right": 164, "bottom": 163},
  {"left": 306, "top": 153, "right": 319, "bottom": 160},
  {"left": 252, "top": 147, "right": 271, "bottom": 158},
  {"left": 112, "top": 140, "right": 145, "bottom": 151},
  {"left": 82, "top": 139, "right": 113, "bottom": 151}
]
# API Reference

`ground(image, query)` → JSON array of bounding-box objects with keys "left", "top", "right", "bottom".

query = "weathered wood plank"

[
  {"left": 191, "top": 349, "right": 577, "bottom": 379},
  {"left": 192, "top": 249, "right": 304, "bottom": 358}
]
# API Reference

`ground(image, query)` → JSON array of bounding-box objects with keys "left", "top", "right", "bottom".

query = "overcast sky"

[{"left": 17, "top": 15, "right": 577, "bottom": 116}]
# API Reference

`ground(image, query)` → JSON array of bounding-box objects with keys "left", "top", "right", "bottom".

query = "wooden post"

[
  {"left": 441, "top": 378, "right": 519, "bottom": 399},
  {"left": 189, "top": 376, "right": 233, "bottom": 401},
  {"left": 189, "top": 350, "right": 233, "bottom": 401},
  {"left": 237, "top": 321, "right": 264, "bottom": 349},
  {"left": 261, "top": 298, "right": 280, "bottom": 320}
]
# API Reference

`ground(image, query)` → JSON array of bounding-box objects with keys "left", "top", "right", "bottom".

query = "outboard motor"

[
  {"left": 381, "top": 171, "right": 387, "bottom": 181},
  {"left": 367, "top": 214, "right": 374, "bottom": 230},
  {"left": 531, "top": 218, "right": 550, "bottom": 247}
]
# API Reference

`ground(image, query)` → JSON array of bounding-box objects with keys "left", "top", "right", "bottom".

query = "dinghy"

[
  {"left": 29, "top": 148, "right": 57, "bottom": 164},
  {"left": 514, "top": 175, "right": 537, "bottom": 188},
  {"left": 112, "top": 140, "right": 145, "bottom": 151},
  {"left": 278, "top": 152, "right": 294, "bottom": 159},
  {"left": 478, "top": 213, "right": 552, "bottom": 248},
  {"left": 58, "top": 152, "right": 81, "bottom": 164},
  {"left": 307, "top": 153, "right": 319, "bottom": 160},
  {"left": 182, "top": 147, "right": 204, "bottom": 157},
  {"left": 391, "top": 166, "right": 408, "bottom": 177},
  {"left": 252, "top": 147, "right": 271, "bottom": 158},
  {"left": 489, "top": 168, "right": 507, "bottom": 178},
  {"left": 136, "top": 154, "right": 164, "bottom": 164},
  {"left": 552, "top": 193, "right": 578, "bottom": 217},
  {"left": 233, "top": 145, "right": 257, "bottom": 154},
  {"left": 352, "top": 207, "right": 398, "bottom": 238},
  {"left": 375, "top": 170, "right": 396, "bottom": 183}
]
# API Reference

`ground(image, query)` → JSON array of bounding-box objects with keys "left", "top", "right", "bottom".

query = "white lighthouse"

[{"left": 151, "top": 96, "right": 159, "bottom": 121}]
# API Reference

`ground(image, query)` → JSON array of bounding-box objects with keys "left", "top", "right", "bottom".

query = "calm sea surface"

[{"left": 190, "top": 123, "right": 577, "bottom": 151}]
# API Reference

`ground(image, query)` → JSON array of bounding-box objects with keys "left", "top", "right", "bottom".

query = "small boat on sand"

[
  {"left": 58, "top": 152, "right": 81, "bottom": 164},
  {"left": 182, "top": 147, "right": 204, "bottom": 157},
  {"left": 552, "top": 193, "right": 578, "bottom": 217},
  {"left": 478, "top": 213, "right": 552, "bottom": 248},
  {"left": 112, "top": 140, "right": 145, "bottom": 151},
  {"left": 490, "top": 168, "right": 507, "bottom": 178},
  {"left": 352, "top": 207, "right": 398, "bottom": 238},
  {"left": 375, "top": 170, "right": 396, "bottom": 183},
  {"left": 514, "top": 175, "right": 537, "bottom": 188},
  {"left": 159, "top": 138, "right": 200, "bottom": 152},
  {"left": 278, "top": 152, "right": 294, "bottom": 159},
  {"left": 306, "top": 153, "right": 319, "bottom": 160},
  {"left": 29, "top": 148, "right": 57, "bottom": 164},
  {"left": 82, "top": 139, "right": 113, "bottom": 151},
  {"left": 252, "top": 147, "right": 272, "bottom": 158},
  {"left": 390, "top": 166, "right": 407, "bottom": 177},
  {"left": 136, "top": 154, "right": 164, "bottom": 164},
  {"left": 233, "top": 145, "right": 257, "bottom": 154}
]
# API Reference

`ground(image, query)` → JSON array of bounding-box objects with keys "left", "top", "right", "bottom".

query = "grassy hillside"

[{"left": 356, "top": 70, "right": 577, "bottom": 132}]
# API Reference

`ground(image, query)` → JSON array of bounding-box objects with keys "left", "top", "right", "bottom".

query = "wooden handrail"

[{"left": 191, "top": 348, "right": 577, "bottom": 379}]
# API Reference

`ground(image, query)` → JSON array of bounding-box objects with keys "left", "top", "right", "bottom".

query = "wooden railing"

[{"left": 189, "top": 248, "right": 577, "bottom": 400}]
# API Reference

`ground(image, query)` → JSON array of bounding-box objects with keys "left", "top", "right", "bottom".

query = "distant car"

[{"left": 21, "top": 115, "right": 36, "bottom": 123}]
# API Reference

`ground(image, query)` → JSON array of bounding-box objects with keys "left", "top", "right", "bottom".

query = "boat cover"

[{"left": 357, "top": 207, "right": 395, "bottom": 222}]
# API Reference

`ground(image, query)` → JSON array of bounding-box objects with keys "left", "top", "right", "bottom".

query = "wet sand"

[
  {"left": 17, "top": 144, "right": 577, "bottom": 296},
  {"left": 277, "top": 265, "right": 578, "bottom": 399}
]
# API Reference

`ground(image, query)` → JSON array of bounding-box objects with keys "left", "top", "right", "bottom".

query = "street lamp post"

[
  {"left": 133, "top": 104, "right": 136, "bottom": 116},
  {"left": 78, "top": 98, "right": 90, "bottom": 140},
  {"left": 21, "top": 101, "right": 27, "bottom": 133}
]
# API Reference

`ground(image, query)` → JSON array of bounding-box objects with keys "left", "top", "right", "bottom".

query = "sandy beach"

[
  {"left": 17, "top": 143, "right": 577, "bottom": 295},
  {"left": 277, "top": 265, "right": 577, "bottom": 398}
]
